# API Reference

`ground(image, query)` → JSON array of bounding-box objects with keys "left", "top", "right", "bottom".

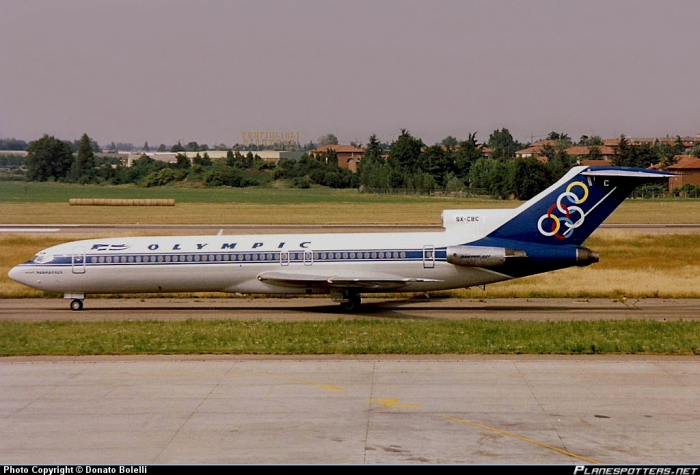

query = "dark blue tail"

[{"left": 484, "top": 166, "right": 672, "bottom": 246}]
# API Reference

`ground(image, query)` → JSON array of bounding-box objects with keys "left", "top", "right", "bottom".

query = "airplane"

[{"left": 9, "top": 166, "right": 672, "bottom": 311}]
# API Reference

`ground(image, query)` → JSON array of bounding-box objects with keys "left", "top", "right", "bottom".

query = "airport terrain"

[{"left": 1, "top": 185, "right": 698, "bottom": 465}]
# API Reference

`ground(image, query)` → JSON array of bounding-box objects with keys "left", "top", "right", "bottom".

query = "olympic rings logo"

[{"left": 537, "top": 181, "right": 589, "bottom": 240}]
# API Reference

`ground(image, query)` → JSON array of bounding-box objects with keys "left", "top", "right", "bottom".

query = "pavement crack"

[{"left": 363, "top": 360, "right": 377, "bottom": 464}]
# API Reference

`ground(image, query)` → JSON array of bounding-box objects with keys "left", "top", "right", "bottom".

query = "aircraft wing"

[{"left": 257, "top": 271, "right": 442, "bottom": 290}]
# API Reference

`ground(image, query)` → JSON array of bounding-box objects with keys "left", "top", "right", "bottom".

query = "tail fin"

[{"left": 485, "top": 166, "right": 672, "bottom": 246}]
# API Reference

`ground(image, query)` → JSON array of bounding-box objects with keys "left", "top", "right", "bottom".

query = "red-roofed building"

[
  {"left": 309, "top": 144, "right": 365, "bottom": 172},
  {"left": 514, "top": 140, "right": 559, "bottom": 159},
  {"left": 565, "top": 145, "right": 616, "bottom": 163},
  {"left": 667, "top": 155, "right": 700, "bottom": 189},
  {"left": 579, "top": 159, "right": 613, "bottom": 168}
]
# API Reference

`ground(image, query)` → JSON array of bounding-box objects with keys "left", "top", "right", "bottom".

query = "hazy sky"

[{"left": 1, "top": 0, "right": 699, "bottom": 147}]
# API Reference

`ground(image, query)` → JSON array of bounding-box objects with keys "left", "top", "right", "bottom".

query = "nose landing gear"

[{"left": 65, "top": 293, "right": 85, "bottom": 311}]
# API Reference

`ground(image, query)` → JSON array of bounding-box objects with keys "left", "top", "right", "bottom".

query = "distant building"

[
  {"left": 514, "top": 140, "right": 559, "bottom": 160},
  {"left": 579, "top": 159, "right": 613, "bottom": 168},
  {"left": 122, "top": 150, "right": 302, "bottom": 167},
  {"left": 309, "top": 144, "right": 365, "bottom": 172},
  {"left": 629, "top": 136, "right": 699, "bottom": 148},
  {"left": 565, "top": 145, "right": 616, "bottom": 163},
  {"left": 667, "top": 155, "right": 700, "bottom": 190}
]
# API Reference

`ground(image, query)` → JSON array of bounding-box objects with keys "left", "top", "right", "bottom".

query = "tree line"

[
  {"left": 13, "top": 129, "right": 700, "bottom": 199},
  {"left": 357, "top": 129, "right": 573, "bottom": 199}
]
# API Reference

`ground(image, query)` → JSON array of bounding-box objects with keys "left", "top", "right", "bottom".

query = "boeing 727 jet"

[{"left": 9, "top": 166, "right": 671, "bottom": 310}]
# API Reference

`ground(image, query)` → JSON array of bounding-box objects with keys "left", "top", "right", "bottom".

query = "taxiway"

[
  {"left": 1, "top": 356, "right": 698, "bottom": 464},
  {"left": 1, "top": 297, "right": 699, "bottom": 321}
]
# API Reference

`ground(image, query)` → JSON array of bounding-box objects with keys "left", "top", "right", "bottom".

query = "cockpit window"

[{"left": 32, "top": 252, "right": 54, "bottom": 264}]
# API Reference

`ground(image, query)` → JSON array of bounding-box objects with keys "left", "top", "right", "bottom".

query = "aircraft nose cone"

[{"left": 8, "top": 266, "right": 28, "bottom": 285}]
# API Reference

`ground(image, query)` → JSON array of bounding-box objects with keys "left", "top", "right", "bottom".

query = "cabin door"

[
  {"left": 72, "top": 246, "right": 86, "bottom": 274},
  {"left": 423, "top": 245, "right": 435, "bottom": 269},
  {"left": 303, "top": 251, "right": 313, "bottom": 266},
  {"left": 280, "top": 251, "right": 290, "bottom": 266}
]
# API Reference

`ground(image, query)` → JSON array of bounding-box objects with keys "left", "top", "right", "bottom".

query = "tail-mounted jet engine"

[{"left": 446, "top": 246, "right": 527, "bottom": 267}]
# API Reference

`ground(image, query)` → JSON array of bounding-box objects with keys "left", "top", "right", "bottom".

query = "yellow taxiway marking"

[
  {"left": 368, "top": 398, "right": 422, "bottom": 408},
  {"left": 442, "top": 415, "right": 600, "bottom": 464}
]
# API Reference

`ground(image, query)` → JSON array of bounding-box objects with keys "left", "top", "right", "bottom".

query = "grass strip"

[{"left": 1, "top": 319, "right": 698, "bottom": 356}]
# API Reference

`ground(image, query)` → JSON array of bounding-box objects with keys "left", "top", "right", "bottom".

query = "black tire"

[
  {"left": 340, "top": 295, "right": 361, "bottom": 311},
  {"left": 70, "top": 299, "right": 83, "bottom": 311}
]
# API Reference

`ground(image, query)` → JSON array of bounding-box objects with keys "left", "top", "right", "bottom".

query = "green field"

[
  {"left": 0, "top": 181, "right": 496, "bottom": 204},
  {"left": 1, "top": 319, "right": 698, "bottom": 356}
]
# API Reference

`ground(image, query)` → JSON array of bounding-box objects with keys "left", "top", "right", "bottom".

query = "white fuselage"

[{"left": 9, "top": 226, "right": 514, "bottom": 297}]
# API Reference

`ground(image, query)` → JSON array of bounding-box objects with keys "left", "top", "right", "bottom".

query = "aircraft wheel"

[
  {"left": 340, "top": 295, "right": 361, "bottom": 311},
  {"left": 70, "top": 299, "right": 84, "bottom": 311}
]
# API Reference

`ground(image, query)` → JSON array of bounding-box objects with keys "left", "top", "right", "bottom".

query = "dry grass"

[
  {"left": 453, "top": 233, "right": 700, "bottom": 298},
  {"left": 1, "top": 202, "right": 452, "bottom": 225},
  {"left": 604, "top": 200, "right": 700, "bottom": 224},
  {"left": 2, "top": 232, "right": 699, "bottom": 299},
  {"left": 0, "top": 235, "right": 70, "bottom": 297}
]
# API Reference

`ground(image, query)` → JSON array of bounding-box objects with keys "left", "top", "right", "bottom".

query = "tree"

[
  {"left": 143, "top": 141, "right": 150, "bottom": 152},
  {"left": 193, "top": 152, "right": 212, "bottom": 168},
  {"left": 579, "top": 135, "right": 603, "bottom": 146},
  {"left": 70, "top": 133, "right": 96, "bottom": 182},
  {"left": 417, "top": 145, "right": 452, "bottom": 187},
  {"left": 358, "top": 134, "right": 389, "bottom": 190},
  {"left": 125, "top": 155, "right": 164, "bottom": 183},
  {"left": 628, "top": 143, "right": 659, "bottom": 169},
  {"left": 317, "top": 134, "right": 339, "bottom": 146},
  {"left": 170, "top": 141, "right": 184, "bottom": 152},
  {"left": 674, "top": 136, "right": 686, "bottom": 155},
  {"left": 389, "top": 129, "right": 423, "bottom": 172},
  {"left": 546, "top": 131, "right": 572, "bottom": 145},
  {"left": 174, "top": 153, "right": 191, "bottom": 170},
  {"left": 511, "top": 158, "right": 551, "bottom": 200},
  {"left": 441, "top": 135, "right": 458, "bottom": 148},
  {"left": 541, "top": 143, "right": 557, "bottom": 162},
  {"left": 454, "top": 132, "right": 481, "bottom": 179},
  {"left": 587, "top": 145, "right": 602, "bottom": 160},
  {"left": 25, "top": 134, "right": 74, "bottom": 181},
  {"left": 612, "top": 135, "right": 630, "bottom": 166},
  {"left": 0, "top": 138, "right": 28, "bottom": 150},
  {"left": 488, "top": 128, "right": 520, "bottom": 160}
]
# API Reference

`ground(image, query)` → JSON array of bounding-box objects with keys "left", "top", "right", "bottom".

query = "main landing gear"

[
  {"left": 331, "top": 289, "right": 362, "bottom": 311},
  {"left": 65, "top": 294, "right": 85, "bottom": 311},
  {"left": 339, "top": 293, "right": 361, "bottom": 312}
]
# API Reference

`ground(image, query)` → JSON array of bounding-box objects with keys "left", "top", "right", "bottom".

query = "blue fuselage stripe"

[{"left": 22, "top": 248, "right": 448, "bottom": 268}]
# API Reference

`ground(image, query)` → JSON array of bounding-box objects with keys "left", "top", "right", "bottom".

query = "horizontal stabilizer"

[{"left": 582, "top": 169, "right": 674, "bottom": 179}]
